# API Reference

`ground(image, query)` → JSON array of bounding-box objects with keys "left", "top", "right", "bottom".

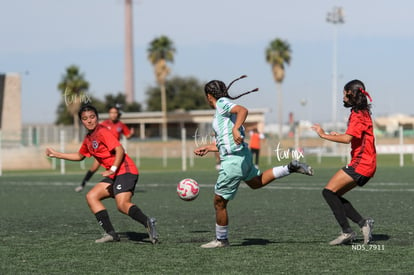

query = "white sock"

[
  {"left": 272, "top": 165, "right": 290, "bottom": 179},
  {"left": 216, "top": 224, "right": 228, "bottom": 240}
]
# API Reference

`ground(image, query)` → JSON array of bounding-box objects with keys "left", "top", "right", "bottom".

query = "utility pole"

[
  {"left": 326, "top": 7, "right": 344, "bottom": 126},
  {"left": 125, "top": 0, "right": 135, "bottom": 104}
]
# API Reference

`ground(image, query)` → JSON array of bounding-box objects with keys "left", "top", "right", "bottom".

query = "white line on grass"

[{"left": 7, "top": 181, "right": 414, "bottom": 192}]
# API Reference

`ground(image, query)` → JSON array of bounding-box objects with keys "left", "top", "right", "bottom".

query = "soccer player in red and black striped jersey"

[
  {"left": 46, "top": 105, "right": 158, "bottom": 244},
  {"left": 312, "top": 79, "right": 376, "bottom": 246},
  {"left": 100, "top": 106, "right": 134, "bottom": 140},
  {"left": 75, "top": 106, "right": 134, "bottom": 192}
]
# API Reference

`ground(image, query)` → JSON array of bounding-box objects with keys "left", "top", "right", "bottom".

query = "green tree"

[
  {"left": 265, "top": 38, "right": 292, "bottom": 138},
  {"left": 146, "top": 76, "right": 209, "bottom": 111},
  {"left": 147, "top": 35, "right": 176, "bottom": 141},
  {"left": 56, "top": 65, "right": 90, "bottom": 141},
  {"left": 102, "top": 93, "right": 141, "bottom": 113}
]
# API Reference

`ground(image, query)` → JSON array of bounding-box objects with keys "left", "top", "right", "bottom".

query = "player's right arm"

[
  {"left": 45, "top": 147, "right": 85, "bottom": 161},
  {"left": 230, "top": 105, "right": 248, "bottom": 145},
  {"left": 194, "top": 144, "right": 218, "bottom": 156}
]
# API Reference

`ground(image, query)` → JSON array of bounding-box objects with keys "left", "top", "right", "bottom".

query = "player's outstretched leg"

[{"left": 288, "top": 159, "right": 314, "bottom": 176}]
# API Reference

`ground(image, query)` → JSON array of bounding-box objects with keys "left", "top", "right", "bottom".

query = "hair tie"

[{"left": 359, "top": 88, "right": 373, "bottom": 102}]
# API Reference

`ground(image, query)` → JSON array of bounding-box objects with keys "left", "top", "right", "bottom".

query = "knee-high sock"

[
  {"left": 95, "top": 209, "right": 116, "bottom": 236},
  {"left": 340, "top": 197, "right": 365, "bottom": 227},
  {"left": 128, "top": 205, "right": 149, "bottom": 227},
  {"left": 322, "top": 189, "right": 352, "bottom": 233}
]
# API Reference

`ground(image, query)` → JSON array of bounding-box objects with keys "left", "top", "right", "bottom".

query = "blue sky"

[{"left": 1, "top": 0, "right": 413, "bottom": 124}]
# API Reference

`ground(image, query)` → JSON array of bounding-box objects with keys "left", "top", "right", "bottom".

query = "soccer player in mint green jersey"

[{"left": 194, "top": 75, "right": 314, "bottom": 248}]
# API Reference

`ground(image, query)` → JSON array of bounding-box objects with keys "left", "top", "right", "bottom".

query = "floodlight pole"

[
  {"left": 326, "top": 7, "right": 344, "bottom": 127},
  {"left": 125, "top": 0, "right": 135, "bottom": 104}
]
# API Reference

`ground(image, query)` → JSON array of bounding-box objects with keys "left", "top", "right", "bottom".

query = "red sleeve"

[
  {"left": 79, "top": 140, "right": 91, "bottom": 157},
  {"left": 345, "top": 112, "right": 366, "bottom": 139}
]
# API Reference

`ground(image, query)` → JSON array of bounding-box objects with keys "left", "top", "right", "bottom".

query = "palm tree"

[
  {"left": 57, "top": 65, "right": 90, "bottom": 142},
  {"left": 147, "top": 35, "right": 176, "bottom": 141},
  {"left": 265, "top": 38, "right": 292, "bottom": 139}
]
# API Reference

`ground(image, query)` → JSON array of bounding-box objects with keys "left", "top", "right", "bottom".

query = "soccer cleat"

[
  {"left": 200, "top": 239, "right": 230, "bottom": 248},
  {"left": 288, "top": 160, "right": 314, "bottom": 176},
  {"left": 95, "top": 233, "right": 120, "bottom": 243},
  {"left": 147, "top": 217, "right": 159, "bottom": 244},
  {"left": 361, "top": 218, "right": 374, "bottom": 245},
  {"left": 329, "top": 231, "right": 356, "bottom": 245},
  {"left": 75, "top": 186, "right": 84, "bottom": 192}
]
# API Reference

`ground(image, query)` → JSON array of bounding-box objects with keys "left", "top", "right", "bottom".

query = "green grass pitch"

[{"left": 0, "top": 155, "right": 413, "bottom": 274}]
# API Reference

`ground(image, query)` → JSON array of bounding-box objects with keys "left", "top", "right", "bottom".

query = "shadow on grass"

[
  {"left": 372, "top": 234, "right": 390, "bottom": 242},
  {"left": 351, "top": 233, "right": 390, "bottom": 244},
  {"left": 228, "top": 238, "right": 278, "bottom": 246},
  {"left": 119, "top": 231, "right": 152, "bottom": 243},
  {"left": 234, "top": 238, "right": 330, "bottom": 246},
  {"left": 190, "top": 230, "right": 210, "bottom": 233}
]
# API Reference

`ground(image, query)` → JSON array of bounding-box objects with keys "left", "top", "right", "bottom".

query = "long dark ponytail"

[{"left": 204, "top": 75, "right": 259, "bottom": 100}]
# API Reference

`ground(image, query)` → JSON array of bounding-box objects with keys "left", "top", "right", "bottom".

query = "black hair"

[
  {"left": 78, "top": 104, "right": 99, "bottom": 120},
  {"left": 204, "top": 75, "right": 258, "bottom": 100},
  {"left": 343, "top": 79, "right": 372, "bottom": 113}
]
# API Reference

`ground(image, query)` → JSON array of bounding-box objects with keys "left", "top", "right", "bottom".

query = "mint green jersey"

[{"left": 213, "top": 97, "right": 246, "bottom": 157}]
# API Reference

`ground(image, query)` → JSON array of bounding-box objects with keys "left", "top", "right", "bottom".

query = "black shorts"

[
  {"left": 101, "top": 173, "right": 139, "bottom": 196},
  {"left": 342, "top": 166, "right": 371, "bottom": 187}
]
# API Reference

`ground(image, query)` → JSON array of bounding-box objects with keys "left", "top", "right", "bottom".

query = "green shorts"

[{"left": 215, "top": 147, "right": 261, "bottom": 200}]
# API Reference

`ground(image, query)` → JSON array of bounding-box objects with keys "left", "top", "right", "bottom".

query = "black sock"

[
  {"left": 95, "top": 210, "right": 116, "bottom": 236},
  {"left": 128, "top": 205, "right": 149, "bottom": 227},
  {"left": 81, "top": 170, "right": 95, "bottom": 187},
  {"left": 322, "top": 189, "right": 352, "bottom": 233},
  {"left": 339, "top": 196, "right": 364, "bottom": 227}
]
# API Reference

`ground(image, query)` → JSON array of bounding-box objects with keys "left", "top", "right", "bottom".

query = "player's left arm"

[
  {"left": 230, "top": 105, "right": 248, "bottom": 145},
  {"left": 122, "top": 123, "right": 134, "bottom": 139},
  {"left": 311, "top": 124, "right": 353, "bottom": 144},
  {"left": 322, "top": 132, "right": 353, "bottom": 144},
  {"left": 125, "top": 127, "right": 134, "bottom": 139}
]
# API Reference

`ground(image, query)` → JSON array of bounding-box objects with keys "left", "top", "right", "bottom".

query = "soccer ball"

[{"left": 177, "top": 178, "right": 199, "bottom": 201}]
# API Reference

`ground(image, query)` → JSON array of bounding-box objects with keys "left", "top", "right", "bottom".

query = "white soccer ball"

[{"left": 177, "top": 178, "right": 200, "bottom": 201}]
